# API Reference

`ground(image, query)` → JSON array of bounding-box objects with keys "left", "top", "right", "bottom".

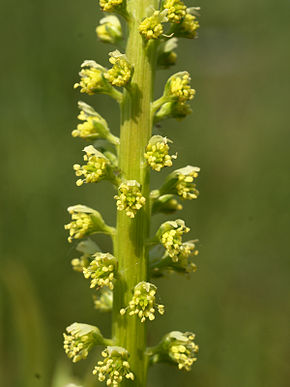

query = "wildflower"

[
  {"left": 153, "top": 331, "right": 198, "bottom": 371},
  {"left": 74, "top": 61, "right": 110, "bottom": 95},
  {"left": 166, "top": 71, "right": 196, "bottom": 103},
  {"left": 63, "top": 323, "right": 102, "bottom": 363},
  {"left": 72, "top": 101, "right": 116, "bottom": 142},
  {"left": 65, "top": 205, "right": 113, "bottom": 243},
  {"left": 159, "top": 165, "right": 200, "bottom": 200},
  {"left": 157, "top": 38, "right": 178, "bottom": 69},
  {"left": 99, "top": 0, "right": 123, "bottom": 13},
  {"left": 93, "top": 346, "right": 134, "bottom": 386},
  {"left": 83, "top": 252, "right": 117, "bottom": 290},
  {"left": 96, "top": 15, "right": 122, "bottom": 44},
  {"left": 139, "top": 10, "right": 168, "bottom": 40},
  {"left": 163, "top": 0, "right": 187, "bottom": 23},
  {"left": 114, "top": 180, "right": 146, "bottom": 218},
  {"left": 144, "top": 135, "right": 177, "bottom": 172},
  {"left": 175, "top": 13, "right": 200, "bottom": 39},
  {"left": 120, "top": 282, "right": 165, "bottom": 322},
  {"left": 93, "top": 288, "right": 113, "bottom": 312},
  {"left": 104, "top": 50, "right": 133, "bottom": 87},
  {"left": 73, "top": 146, "right": 110, "bottom": 186},
  {"left": 157, "top": 219, "right": 198, "bottom": 262}
]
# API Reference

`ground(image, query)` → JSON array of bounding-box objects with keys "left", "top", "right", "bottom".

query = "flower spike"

[
  {"left": 83, "top": 252, "right": 117, "bottom": 290},
  {"left": 114, "top": 180, "right": 146, "bottom": 218},
  {"left": 144, "top": 135, "right": 177, "bottom": 172},
  {"left": 63, "top": 323, "right": 104, "bottom": 363},
  {"left": 93, "top": 346, "right": 134, "bottom": 386},
  {"left": 96, "top": 15, "right": 123, "bottom": 44},
  {"left": 120, "top": 282, "right": 165, "bottom": 322}
]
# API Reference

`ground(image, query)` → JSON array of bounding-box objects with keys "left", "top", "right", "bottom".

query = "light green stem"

[{"left": 113, "top": 1, "right": 158, "bottom": 386}]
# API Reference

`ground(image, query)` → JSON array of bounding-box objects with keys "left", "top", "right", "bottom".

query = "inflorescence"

[{"left": 114, "top": 180, "right": 146, "bottom": 218}]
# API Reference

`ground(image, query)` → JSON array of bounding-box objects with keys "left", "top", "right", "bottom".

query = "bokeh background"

[{"left": 1, "top": 0, "right": 289, "bottom": 386}]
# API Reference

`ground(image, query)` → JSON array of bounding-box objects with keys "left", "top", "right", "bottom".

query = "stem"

[{"left": 113, "top": 1, "right": 158, "bottom": 386}]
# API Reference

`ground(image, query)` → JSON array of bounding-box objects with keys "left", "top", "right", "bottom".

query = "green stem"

[{"left": 113, "top": 1, "right": 158, "bottom": 386}]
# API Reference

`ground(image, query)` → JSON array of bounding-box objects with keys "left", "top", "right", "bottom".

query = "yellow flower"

[
  {"left": 73, "top": 145, "right": 108, "bottom": 186},
  {"left": 83, "top": 253, "right": 117, "bottom": 290},
  {"left": 93, "top": 346, "right": 134, "bottom": 386},
  {"left": 168, "top": 72, "right": 196, "bottom": 103},
  {"left": 63, "top": 323, "right": 101, "bottom": 363},
  {"left": 163, "top": 0, "right": 186, "bottom": 23},
  {"left": 139, "top": 10, "right": 168, "bottom": 40},
  {"left": 74, "top": 61, "right": 109, "bottom": 95},
  {"left": 99, "top": 0, "right": 123, "bottom": 12},
  {"left": 120, "top": 282, "right": 165, "bottom": 323},
  {"left": 114, "top": 180, "right": 146, "bottom": 218},
  {"left": 104, "top": 50, "right": 133, "bottom": 87},
  {"left": 145, "top": 135, "right": 177, "bottom": 172},
  {"left": 176, "top": 13, "right": 200, "bottom": 39}
]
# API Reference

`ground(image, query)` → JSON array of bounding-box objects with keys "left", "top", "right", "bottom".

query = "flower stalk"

[{"left": 63, "top": 0, "right": 201, "bottom": 386}]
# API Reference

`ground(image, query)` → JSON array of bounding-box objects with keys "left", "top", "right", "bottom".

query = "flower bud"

[
  {"left": 144, "top": 135, "right": 177, "bottom": 172},
  {"left": 63, "top": 323, "right": 103, "bottom": 363},
  {"left": 114, "top": 180, "right": 146, "bottom": 218},
  {"left": 139, "top": 10, "right": 168, "bottom": 40},
  {"left": 157, "top": 38, "right": 178, "bottom": 69},
  {"left": 104, "top": 50, "right": 133, "bottom": 87},
  {"left": 151, "top": 194, "right": 183, "bottom": 215},
  {"left": 120, "top": 282, "right": 165, "bottom": 323},
  {"left": 174, "top": 11, "right": 200, "bottom": 39},
  {"left": 96, "top": 15, "right": 122, "bottom": 44},
  {"left": 83, "top": 252, "right": 117, "bottom": 290},
  {"left": 93, "top": 346, "right": 134, "bottom": 386}
]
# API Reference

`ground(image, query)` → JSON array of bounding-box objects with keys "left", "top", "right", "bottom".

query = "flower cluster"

[
  {"left": 65, "top": 205, "right": 111, "bottom": 243},
  {"left": 72, "top": 101, "right": 112, "bottom": 141},
  {"left": 120, "top": 282, "right": 165, "bottom": 322},
  {"left": 73, "top": 146, "right": 109, "bottom": 186},
  {"left": 93, "top": 289, "right": 113, "bottom": 312},
  {"left": 175, "top": 12, "right": 200, "bottom": 39},
  {"left": 139, "top": 10, "right": 168, "bottom": 40},
  {"left": 93, "top": 346, "right": 134, "bottom": 386},
  {"left": 74, "top": 61, "right": 109, "bottom": 95},
  {"left": 114, "top": 180, "right": 146, "bottom": 218},
  {"left": 83, "top": 252, "right": 117, "bottom": 290},
  {"left": 99, "top": 0, "right": 123, "bottom": 12},
  {"left": 96, "top": 15, "right": 122, "bottom": 44},
  {"left": 105, "top": 50, "right": 133, "bottom": 87},
  {"left": 158, "top": 219, "right": 198, "bottom": 263},
  {"left": 167, "top": 331, "right": 199, "bottom": 371},
  {"left": 163, "top": 0, "right": 186, "bottom": 23},
  {"left": 63, "top": 323, "right": 101, "bottom": 363},
  {"left": 144, "top": 135, "right": 177, "bottom": 172},
  {"left": 175, "top": 166, "right": 200, "bottom": 199},
  {"left": 167, "top": 72, "right": 195, "bottom": 103}
]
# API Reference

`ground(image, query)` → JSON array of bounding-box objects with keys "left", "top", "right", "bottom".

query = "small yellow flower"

[
  {"left": 99, "top": 0, "right": 123, "bottom": 12},
  {"left": 73, "top": 145, "right": 108, "bottom": 186},
  {"left": 168, "top": 72, "right": 196, "bottom": 103},
  {"left": 63, "top": 323, "right": 101, "bottom": 363},
  {"left": 120, "top": 282, "right": 165, "bottom": 323},
  {"left": 104, "top": 50, "right": 133, "bottom": 87},
  {"left": 163, "top": 0, "right": 186, "bottom": 23},
  {"left": 83, "top": 253, "right": 117, "bottom": 290},
  {"left": 93, "top": 346, "right": 134, "bottom": 386},
  {"left": 166, "top": 331, "right": 199, "bottom": 371},
  {"left": 114, "top": 180, "right": 146, "bottom": 218},
  {"left": 177, "top": 13, "right": 200, "bottom": 39},
  {"left": 74, "top": 61, "right": 108, "bottom": 95},
  {"left": 139, "top": 10, "right": 168, "bottom": 40},
  {"left": 175, "top": 166, "right": 200, "bottom": 199},
  {"left": 145, "top": 135, "right": 177, "bottom": 172}
]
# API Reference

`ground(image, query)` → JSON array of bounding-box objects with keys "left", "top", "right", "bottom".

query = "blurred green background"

[{"left": 1, "top": 0, "right": 289, "bottom": 386}]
